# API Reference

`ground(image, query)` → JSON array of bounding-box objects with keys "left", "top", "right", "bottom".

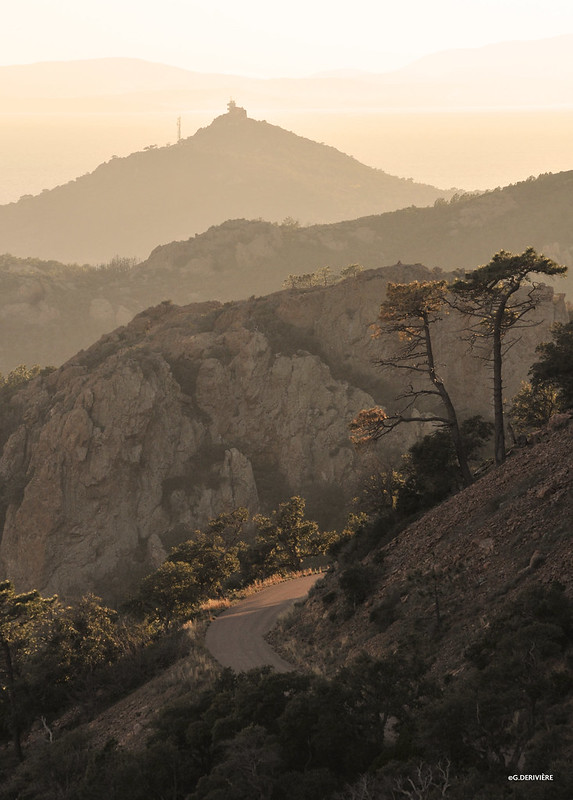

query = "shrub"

[{"left": 339, "top": 564, "right": 379, "bottom": 606}]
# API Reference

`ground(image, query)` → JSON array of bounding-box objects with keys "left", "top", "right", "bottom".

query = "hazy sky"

[{"left": 4, "top": 0, "right": 573, "bottom": 76}]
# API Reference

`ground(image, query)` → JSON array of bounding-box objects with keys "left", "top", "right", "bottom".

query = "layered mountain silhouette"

[
  {"left": 0, "top": 105, "right": 452, "bottom": 264},
  {"left": 0, "top": 170, "right": 571, "bottom": 374},
  {"left": 141, "top": 170, "right": 573, "bottom": 293},
  {"left": 2, "top": 36, "right": 573, "bottom": 112}
]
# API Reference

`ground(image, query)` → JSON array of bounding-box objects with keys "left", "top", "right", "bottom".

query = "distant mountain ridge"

[
  {"left": 0, "top": 58, "right": 210, "bottom": 98},
  {"left": 397, "top": 34, "right": 573, "bottom": 80},
  {"left": 0, "top": 170, "right": 571, "bottom": 374},
  {"left": 2, "top": 36, "right": 573, "bottom": 111},
  {"left": 0, "top": 106, "right": 452, "bottom": 264}
]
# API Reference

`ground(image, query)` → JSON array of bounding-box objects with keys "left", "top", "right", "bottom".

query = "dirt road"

[{"left": 205, "top": 574, "right": 320, "bottom": 673}]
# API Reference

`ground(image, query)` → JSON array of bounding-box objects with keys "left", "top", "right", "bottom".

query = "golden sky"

[{"left": 4, "top": 0, "right": 573, "bottom": 76}]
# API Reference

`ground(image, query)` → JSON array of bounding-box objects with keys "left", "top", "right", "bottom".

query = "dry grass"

[
  {"left": 197, "top": 568, "right": 324, "bottom": 617},
  {"left": 232, "top": 567, "right": 323, "bottom": 598}
]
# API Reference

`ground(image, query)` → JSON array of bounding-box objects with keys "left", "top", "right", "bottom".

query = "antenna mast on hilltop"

[{"left": 177, "top": 116, "right": 182, "bottom": 142}]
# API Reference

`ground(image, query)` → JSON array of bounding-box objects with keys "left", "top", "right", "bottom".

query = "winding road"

[{"left": 205, "top": 574, "right": 320, "bottom": 673}]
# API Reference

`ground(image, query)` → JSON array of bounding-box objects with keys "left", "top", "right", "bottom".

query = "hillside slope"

[
  {"left": 271, "top": 417, "right": 573, "bottom": 677},
  {"left": 0, "top": 105, "right": 450, "bottom": 264},
  {"left": 140, "top": 171, "right": 573, "bottom": 296},
  {"left": 4, "top": 415, "right": 570, "bottom": 800}
]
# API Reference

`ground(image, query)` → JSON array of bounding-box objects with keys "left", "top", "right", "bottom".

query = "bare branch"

[
  {"left": 353, "top": 278, "right": 475, "bottom": 484},
  {"left": 376, "top": 362, "right": 431, "bottom": 374},
  {"left": 40, "top": 716, "right": 53, "bottom": 744},
  {"left": 395, "top": 385, "right": 442, "bottom": 401}
]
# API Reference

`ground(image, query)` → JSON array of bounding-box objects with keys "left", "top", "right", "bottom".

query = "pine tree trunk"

[
  {"left": 1, "top": 638, "right": 23, "bottom": 761},
  {"left": 423, "top": 316, "right": 473, "bottom": 486},
  {"left": 492, "top": 305, "right": 507, "bottom": 465}
]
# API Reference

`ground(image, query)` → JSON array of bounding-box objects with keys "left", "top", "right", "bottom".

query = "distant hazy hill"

[
  {"left": 0, "top": 105, "right": 451, "bottom": 264},
  {"left": 0, "top": 170, "right": 571, "bottom": 373},
  {"left": 139, "top": 170, "right": 573, "bottom": 298},
  {"left": 0, "top": 58, "right": 225, "bottom": 99},
  {"left": 398, "top": 34, "right": 573, "bottom": 81},
  {"left": 2, "top": 36, "right": 573, "bottom": 112}
]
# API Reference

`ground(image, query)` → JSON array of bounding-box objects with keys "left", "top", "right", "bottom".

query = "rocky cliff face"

[
  {"left": 0, "top": 269, "right": 566, "bottom": 602},
  {"left": 0, "top": 298, "right": 374, "bottom": 602}
]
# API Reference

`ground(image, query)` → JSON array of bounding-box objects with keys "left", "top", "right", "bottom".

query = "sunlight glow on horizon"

[{"left": 3, "top": 0, "right": 573, "bottom": 77}]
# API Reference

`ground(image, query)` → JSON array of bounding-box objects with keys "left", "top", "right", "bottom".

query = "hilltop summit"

[
  {"left": 225, "top": 98, "right": 247, "bottom": 117},
  {"left": 0, "top": 109, "right": 451, "bottom": 264}
]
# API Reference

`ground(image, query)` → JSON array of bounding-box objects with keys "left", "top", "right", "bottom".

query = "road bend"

[{"left": 205, "top": 574, "right": 320, "bottom": 673}]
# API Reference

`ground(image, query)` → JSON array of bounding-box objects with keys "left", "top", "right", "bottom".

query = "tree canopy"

[
  {"left": 250, "top": 496, "right": 335, "bottom": 578},
  {"left": 451, "top": 247, "right": 567, "bottom": 463},
  {"left": 508, "top": 381, "right": 561, "bottom": 435},
  {"left": 530, "top": 321, "right": 573, "bottom": 410},
  {"left": 0, "top": 581, "right": 57, "bottom": 760}
]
